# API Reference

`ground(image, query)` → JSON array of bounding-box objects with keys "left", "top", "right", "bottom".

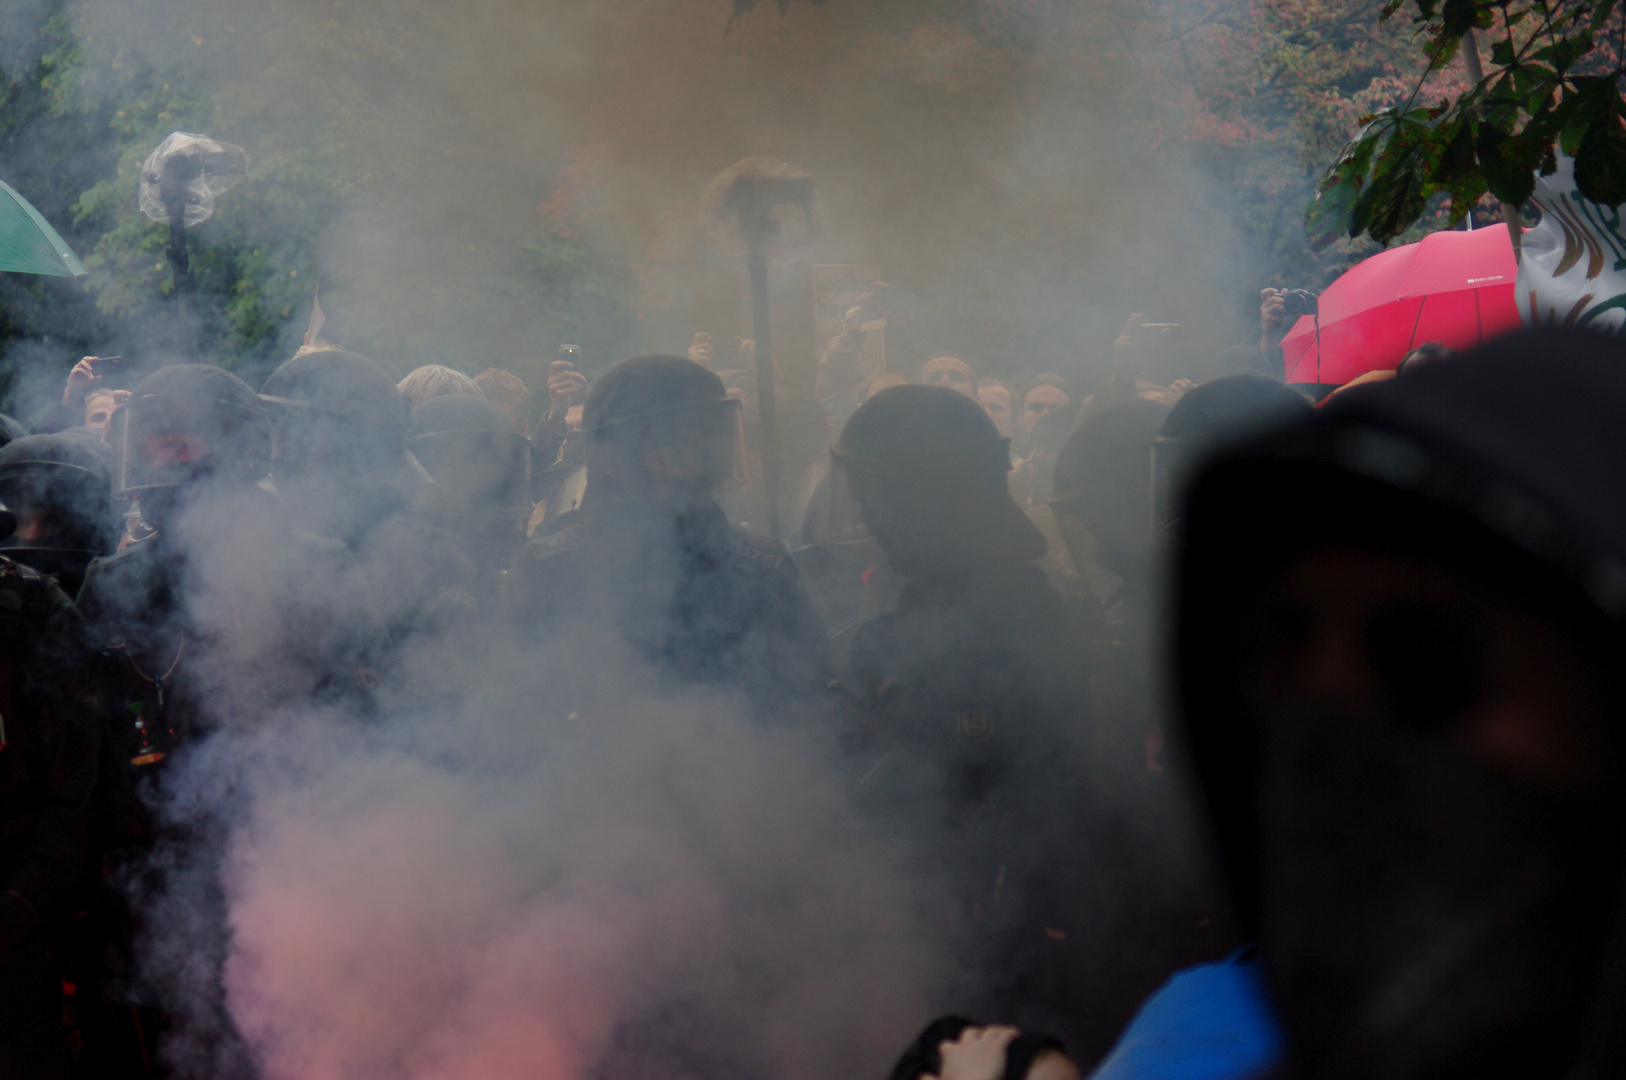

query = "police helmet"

[
  {"left": 117, "top": 364, "right": 270, "bottom": 495},
  {"left": 582, "top": 355, "right": 743, "bottom": 498},
  {"left": 260, "top": 348, "right": 408, "bottom": 483},
  {"left": 408, "top": 392, "right": 531, "bottom": 519}
]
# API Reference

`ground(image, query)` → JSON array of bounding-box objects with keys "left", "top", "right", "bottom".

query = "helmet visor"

[
  {"left": 407, "top": 428, "right": 533, "bottom": 519},
  {"left": 117, "top": 391, "right": 260, "bottom": 494}
]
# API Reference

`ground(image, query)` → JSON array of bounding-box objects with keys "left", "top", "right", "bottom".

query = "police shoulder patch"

[
  {"left": 530, "top": 522, "right": 588, "bottom": 560},
  {"left": 723, "top": 527, "right": 784, "bottom": 569}
]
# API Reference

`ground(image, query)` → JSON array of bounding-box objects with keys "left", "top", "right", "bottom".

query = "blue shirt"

[{"left": 1087, "top": 953, "right": 1284, "bottom": 1080}]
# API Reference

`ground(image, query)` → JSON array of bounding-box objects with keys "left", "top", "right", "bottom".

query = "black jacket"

[{"left": 505, "top": 497, "right": 830, "bottom": 715}]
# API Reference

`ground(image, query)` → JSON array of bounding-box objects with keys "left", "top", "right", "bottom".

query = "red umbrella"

[{"left": 1282, "top": 223, "right": 1522, "bottom": 385}]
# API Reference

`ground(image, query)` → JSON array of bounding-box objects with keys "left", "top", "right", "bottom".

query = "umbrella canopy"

[
  {"left": 0, "top": 179, "right": 87, "bottom": 278},
  {"left": 1282, "top": 223, "right": 1521, "bottom": 385}
]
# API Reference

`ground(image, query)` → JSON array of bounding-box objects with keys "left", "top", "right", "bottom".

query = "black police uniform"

[
  {"left": 261, "top": 349, "right": 481, "bottom": 704},
  {"left": 507, "top": 497, "right": 829, "bottom": 715},
  {"left": 0, "top": 553, "right": 103, "bottom": 1080},
  {"left": 408, "top": 393, "right": 532, "bottom": 603},
  {"left": 72, "top": 364, "right": 380, "bottom": 1079},
  {"left": 848, "top": 558, "right": 1091, "bottom": 1024}
]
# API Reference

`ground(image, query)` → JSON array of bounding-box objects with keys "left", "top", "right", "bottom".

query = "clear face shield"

[
  {"left": 116, "top": 392, "right": 232, "bottom": 495},
  {"left": 684, "top": 397, "right": 749, "bottom": 495},
  {"left": 597, "top": 397, "right": 748, "bottom": 502},
  {"left": 259, "top": 394, "right": 370, "bottom": 484},
  {"left": 0, "top": 462, "right": 112, "bottom": 554},
  {"left": 790, "top": 450, "right": 896, "bottom": 630},
  {"left": 407, "top": 427, "right": 533, "bottom": 520}
]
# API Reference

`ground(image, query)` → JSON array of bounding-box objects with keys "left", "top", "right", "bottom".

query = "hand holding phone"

[
  {"left": 546, "top": 346, "right": 587, "bottom": 432},
  {"left": 63, "top": 357, "right": 104, "bottom": 406}
]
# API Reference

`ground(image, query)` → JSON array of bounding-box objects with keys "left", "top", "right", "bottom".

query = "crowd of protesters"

[{"left": 3, "top": 276, "right": 1626, "bottom": 1080}]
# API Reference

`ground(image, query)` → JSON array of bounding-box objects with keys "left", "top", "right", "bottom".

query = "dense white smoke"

[
  {"left": 147, "top": 640, "right": 946, "bottom": 1079},
  {"left": 34, "top": 2, "right": 1246, "bottom": 1074}
]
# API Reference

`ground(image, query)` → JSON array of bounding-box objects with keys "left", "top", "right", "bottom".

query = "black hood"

[{"left": 1174, "top": 326, "right": 1626, "bottom": 1067}]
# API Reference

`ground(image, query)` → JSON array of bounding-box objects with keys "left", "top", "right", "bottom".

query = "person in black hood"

[
  {"left": 504, "top": 354, "right": 829, "bottom": 716},
  {"left": 835, "top": 384, "right": 1091, "bottom": 1044},
  {"left": 1175, "top": 327, "right": 1626, "bottom": 1080},
  {"left": 0, "top": 432, "right": 119, "bottom": 595}
]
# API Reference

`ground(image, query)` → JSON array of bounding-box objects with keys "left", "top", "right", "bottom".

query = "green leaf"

[
  {"left": 1560, "top": 76, "right": 1616, "bottom": 155},
  {"left": 1478, "top": 123, "right": 1538, "bottom": 204},
  {"left": 1440, "top": 0, "right": 1482, "bottom": 34},
  {"left": 1364, "top": 157, "right": 1431, "bottom": 242},
  {"left": 1306, "top": 127, "right": 1382, "bottom": 249},
  {"left": 1533, "top": 30, "right": 1593, "bottom": 73},
  {"left": 1574, "top": 112, "right": 1626, "bottom": 206},
  {"left": 1435, "top": 122, "right": 1489, "bottom": 223}
]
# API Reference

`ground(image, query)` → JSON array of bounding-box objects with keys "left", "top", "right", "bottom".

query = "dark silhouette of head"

[
  {"left": 834, "top": 384, "right": 1043, "bottom": 577},
  {"left": 119, "top": 364, "right": 270, "bottom": 533},
  {"left": 581, "top": 354, "right": 741, "bottom": 510}
]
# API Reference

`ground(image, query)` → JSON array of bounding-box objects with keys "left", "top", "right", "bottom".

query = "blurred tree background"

[
  {"left": 0, "top": 0, "right": 1491, "bottom": 417},
  {"left": 0, "top": 0, "right": 636, "bottom": 417}
]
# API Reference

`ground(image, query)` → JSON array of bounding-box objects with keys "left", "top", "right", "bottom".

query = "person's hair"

[
  {"left": 1002, "top": 1033, "right": 1068, "bottom": 1080},
  {"left": 473, "top": 368, "right": 532, "bottom": 411},
  {"left": 83, "top": 388, "right": 117, "bottom": 415},
  {"left": 1023, "top": 373, "right": 1074, "bottom": 406},
  {"left": 919, "top": 355, "right": 974, "bottom": 381},
  {"left": 1398, "top": 340, "right": 1456, "bottom": 374},
  {"left": 397, "top": 365, "right": 481, "bottom": 410}
]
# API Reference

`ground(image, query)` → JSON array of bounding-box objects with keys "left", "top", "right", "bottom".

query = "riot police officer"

[
  {"left": 504, "top": 354, "right": 828, "bottom": 715},
  {"left": 75, "top": 363, "right": 382, "bottom": 1078},
  {"left": 260, "top": 348, "right": 477, "bottom": 697},
  {"left": 408, "top": 392, "right": 531, "bottom": 598},
  {"left": 79, "top": 363, "right": 374, "bottom": 744},
  {"left": 0, "top": 505, "right": 102, "bottom": 1079},
  {"left": 0, "top": 432, "right": 120, "bottom": 596}
]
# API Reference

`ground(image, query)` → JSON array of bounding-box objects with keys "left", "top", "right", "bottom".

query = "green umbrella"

[{"left": 0, "top": 178, "right": 87, "bottom": 277}]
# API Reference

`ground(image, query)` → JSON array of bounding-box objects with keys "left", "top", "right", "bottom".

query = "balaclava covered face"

[{"left": 1235, "top": 536, "right": 1621, "bottom": 1080}]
